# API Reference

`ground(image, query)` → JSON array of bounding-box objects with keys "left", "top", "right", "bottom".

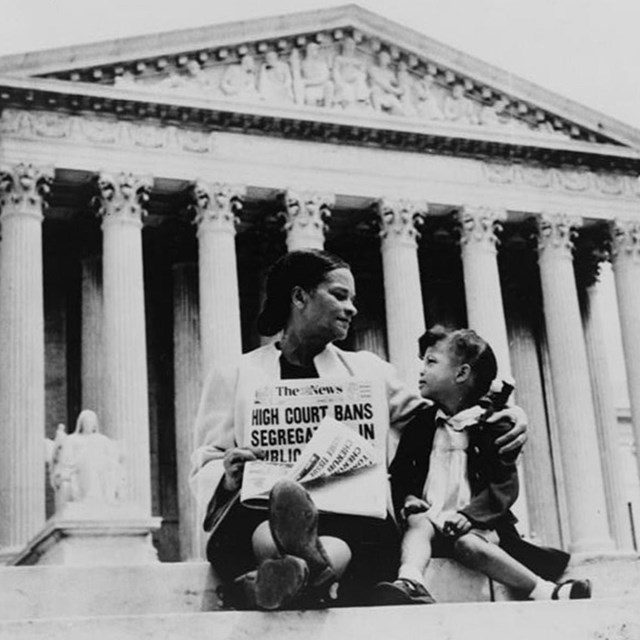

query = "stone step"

[
  {"left": 0, "top": 598, "right": 639, "bottom": 640},
  {"left": 0, "top": 554, "right": 636, "bottom": 622},
  {"left": 0, "top": 559, "right": 499, "bottom": 622}
]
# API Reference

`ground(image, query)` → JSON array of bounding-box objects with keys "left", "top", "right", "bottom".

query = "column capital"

[
  {"left": 573, "top": 223, "right": 612, "bottom": 288},
  {"left": 93, "top": 171, "right": 152, "bottom": 224},
  {"left": 458, "top": 205, "right": 506, "bottom": 252},
  {"left": 611, "top": 218, "right": 640, "bottom": 264},
  {"left": 0, "top": 163, "right": 53, "bottom": 221},
  {"left": 191, "top": 181, "right": 245, "bottom": 233},
  {"left": 377, "top": 197, "right": 426, "bottom": 247},
  {"left": 537, "top": 212, "right": 582, "bottom": 259},
  {"left": 281, "top": 189, "right": 334, "bottom": 242}
]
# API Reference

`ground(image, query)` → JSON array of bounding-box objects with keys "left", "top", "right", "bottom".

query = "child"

[{"left": 373, "top": 326, "right": 590, "bottom": 605}]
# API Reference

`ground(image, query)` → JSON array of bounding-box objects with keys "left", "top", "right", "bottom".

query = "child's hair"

[{"left": 418, "top": 325, "right": 498, "bottom": 402}]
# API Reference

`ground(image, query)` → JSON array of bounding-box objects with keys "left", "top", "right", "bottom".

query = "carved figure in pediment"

[
  {"left": 369, "top": 51, "right": 405, "bottom": 116},
  {"left": 258, "top": 51, "right": 294, "bottom": 103},
  {"left": 413, "top": 74, "right": 444, "bottom": 121},
  {"left": 49, "top": 410, "right": 124, "bottom": 511},
  {"left": 396, "top": 62, "right": 419, "bottom": 117},
  {"left": 332, "top": 36, "right": 370, "bottom": 109},
  {"left": 443, "top": 84, "right": 479, "bottom": 125},
  {"left": 114, "top": 71, "right": 136, "bottom": 89},
  {"left": 220, "top": 54, "right": 259, "bottom": 100},
  {"left": 158, "top": 60, "right": 211, "bottom": 97},
  {"left": 479, "top": 98, "right": 509, "bottom": 128},
  {"left": 298, "top": 42, "right": 335, "bottom": 107}
]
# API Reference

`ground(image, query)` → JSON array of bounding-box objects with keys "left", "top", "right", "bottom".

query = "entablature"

[{"left": 1, "top": 76, "right": 639, "bottom": 177}]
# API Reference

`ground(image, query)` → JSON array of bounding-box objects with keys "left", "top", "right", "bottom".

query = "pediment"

[{"left": 1, "top": 4, "right": 639, "bottom": 152}]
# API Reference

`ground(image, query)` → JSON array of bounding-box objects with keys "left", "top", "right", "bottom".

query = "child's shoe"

[
  {"left": 268, "top": 479, "right": 337, "bottom": 604},
  {"left": 552, "top": 578, "right": 592, "bottom": 600},
  {"left": 371, "top": 578, "right": 436, "bottom": 605}
]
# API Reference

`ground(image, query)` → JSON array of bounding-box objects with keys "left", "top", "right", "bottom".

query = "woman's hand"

[
  {"left": 486, "top": 405, "right": 528, "bottom": 456},
  {"left": 222, "top": 447, "right": 265, "bottom": 492}
]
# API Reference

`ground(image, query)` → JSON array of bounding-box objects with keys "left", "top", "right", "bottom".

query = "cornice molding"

[
  {"left": 1, "top": 5, "right": 638, "bottom": 150},
  {"left": 1, "top": 84, "right": 640, "bottom": 175}
]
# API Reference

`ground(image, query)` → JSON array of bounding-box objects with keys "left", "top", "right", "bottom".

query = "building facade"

[{"left": 0, "top": 5, "right": 639, "bottom": 563}]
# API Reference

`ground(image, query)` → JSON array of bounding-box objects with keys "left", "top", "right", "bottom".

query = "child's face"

[{"left": 419, "top": 339, "right": 462, "bottom": 404}]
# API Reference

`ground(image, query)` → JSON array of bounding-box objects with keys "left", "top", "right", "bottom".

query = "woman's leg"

[{"left": 252, "top": 520, "right": 351, "bottom": 578}]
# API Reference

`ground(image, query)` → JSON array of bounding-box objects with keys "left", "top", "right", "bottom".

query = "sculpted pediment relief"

[
  {"left": 104, "top": 38, "right": 572, "bottom": 143},
  {"left": 32, "top": 19, "right": 617, "bottom": 148}
]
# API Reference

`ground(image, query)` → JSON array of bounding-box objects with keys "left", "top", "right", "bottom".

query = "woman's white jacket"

[{"left": 189, "top": 341, "right": 425, "bottom": 513}]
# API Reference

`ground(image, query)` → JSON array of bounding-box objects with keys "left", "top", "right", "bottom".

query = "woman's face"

[{"left": 298, "top": 268, "right": 357, "bottom": 343}]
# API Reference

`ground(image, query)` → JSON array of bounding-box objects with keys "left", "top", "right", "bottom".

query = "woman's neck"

[{"left": 279, "top": 329, "right": 327, "bottom": 367}]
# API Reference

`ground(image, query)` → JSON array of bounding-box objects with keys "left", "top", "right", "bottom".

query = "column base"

[
  {"left": 568, "top": 536, "right": 616, "bottom": 555},
  {"left": 11, "top": 502, "right": 161, "bottom": 566},
  {"left": 0, "top": 545, "right": 24, "bottom": 566}
]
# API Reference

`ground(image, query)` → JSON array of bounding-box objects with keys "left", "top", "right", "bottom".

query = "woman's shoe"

[
  {"left": 255, "top": 555, "right": 310, "bottom": 610},
  {"left": 268, "top": 479, "right": 337, "bottom": 601}
]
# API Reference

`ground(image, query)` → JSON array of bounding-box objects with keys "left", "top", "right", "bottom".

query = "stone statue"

[
  {"left": 158, "top": 60, "right": 211, "bottom": 97},
  {"left": 49, "top": 410, "right": 124, "bottom": 511},
  {"left": 258, "top": 51, "right": 294, "bottom": 103},
  {"left": 414, "top": 75, "right": 445, "bottom": 121},
  {"left": 443, "top": 84, "right": 479, "bottom": 125},
  {"left": 479, "top": 97, "right": 509, "bottom": 128},
  {"left": 114, "top": 71, "right": 136, "bottom": 89},
  {"left": 332, "top": 36, "right": 369, "bottom": 109},
  {"left": 220, "top": 54, "right": 259, "bottom": 99},
  {"left": 396, "top": 61, "right": 418, "bottom": 117},
  {"left": 298, "top": 42, "right": 335, "bottom": 107},
  {"left": 368, "top": 51, "right": 404, "bottom": 116}
]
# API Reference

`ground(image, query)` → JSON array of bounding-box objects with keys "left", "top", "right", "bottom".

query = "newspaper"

[{"left": 239, "top": 378, "right": 390, "bottom": 519}]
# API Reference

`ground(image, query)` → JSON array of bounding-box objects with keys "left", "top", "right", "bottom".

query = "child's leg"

[
  {"left": 452, "top": 532, "right": 541, "bottom": 593},
  {"left": 397, "top": 513, "right": 437, "bottom": 584}
]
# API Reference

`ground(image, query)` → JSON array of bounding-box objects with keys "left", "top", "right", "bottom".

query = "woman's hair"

[
  {"left": 418, "top": 325, "right": 497, "bottom": 401},
  {"left": 257, "top": 249, "right": 351, "bottom": 336}
]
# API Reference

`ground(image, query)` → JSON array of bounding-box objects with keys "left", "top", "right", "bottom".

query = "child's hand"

[
  {"left": 441, "top": 511, "right": 472, "bottom": 538},
  {"left": 402, "top": 495, "right": 430, "bottom": 520}
]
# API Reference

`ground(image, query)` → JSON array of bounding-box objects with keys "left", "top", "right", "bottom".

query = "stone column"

[
  {"left": 95, "top": 171, "right": 153, "bottom": 514},
  {"left": 611, "top": 218, "right": 640, "bottom": 488},
  {"left": 458, "top": 206, "right": 511, "bottom": 377},
  {"left": 536, "top": 213, "right": 613, "bottom": 553},
  {"left": 80, "top": 255, "right": 103, "bottom": 418},
  {"left": 172, "top": 263, "right": 204, "bottom": 560},
  {"left": 378, "top": 198, "right": 426, "bottom": 387},
  {"left": 0, "top": 163, "right": 52, "bottom": 558},
  {"left": 282, "top": 190, "right": 333, "bottom": 251},
  {"left": 581, "top": 277, "right": 634, "bottom": 550},
  {"left": 192, "top": 181, "right": 245, "bottom": 378}
]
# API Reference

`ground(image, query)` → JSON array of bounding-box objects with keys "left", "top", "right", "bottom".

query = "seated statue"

[
  {"left": 368, "top": 51, "right": 404, "bottom": 116},
  {"left": 300, "top": 42, "right": 335, "bottom": 107},
  {"left": 49, "top": 410, "right": 124, "bottom": 511},
  {"left": 258, "top": 51, "right": 294, "bottom": 103},
  {"left": 414, "top": 75, "right": 445, "bottom": 121},
  {"left": 332, "top": 36, "right": 369, "bottom": 109},
  {"left": 220, "top": 54, "right": 259, "bottom": 100},
  {"left": 443, "top": 84, "right": 479, "bottom": 125}
]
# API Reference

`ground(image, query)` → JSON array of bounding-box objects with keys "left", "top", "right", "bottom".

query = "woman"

[{"left": 190, "top": 249, "right": 526, "bottom": 609}]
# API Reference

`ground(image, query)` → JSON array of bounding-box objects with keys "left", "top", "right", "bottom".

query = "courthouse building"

[{"left": 0, "top": 4, "right": 639, "bottom": 565}]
